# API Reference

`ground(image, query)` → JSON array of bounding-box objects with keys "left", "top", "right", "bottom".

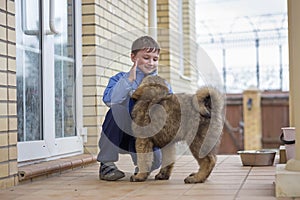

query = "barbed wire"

[{"left": 196, "top": 13, "right": 289, "bottom": 93}]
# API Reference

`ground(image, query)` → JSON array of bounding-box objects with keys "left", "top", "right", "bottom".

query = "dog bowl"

[{"left": 237, "top": 150, "right": 276, "bottom": 166}]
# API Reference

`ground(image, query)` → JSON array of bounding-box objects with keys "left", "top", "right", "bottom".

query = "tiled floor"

[{"left": 0, "top": 155, "right": 297, "bottom": 200}]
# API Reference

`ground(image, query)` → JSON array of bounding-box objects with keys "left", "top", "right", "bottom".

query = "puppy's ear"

[
  {"left": 131, "top": 86, "right": 145, "bottom": 100},
  {"left": 132, "top": 84, "right": 169, "bottom": 101}
]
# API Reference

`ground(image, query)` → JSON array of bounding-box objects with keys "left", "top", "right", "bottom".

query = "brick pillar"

[{"left": 243, "top": 88, "right": 262, "bottom": 150}]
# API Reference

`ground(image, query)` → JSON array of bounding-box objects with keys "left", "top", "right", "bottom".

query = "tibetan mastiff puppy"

[{"left": 130, "top": 75, "right": 224, "bottom": 184}]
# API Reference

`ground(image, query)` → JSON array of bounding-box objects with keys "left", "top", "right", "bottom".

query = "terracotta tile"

[
  {"left": 241, "top": 183, "right": 274, "bottom": 190},
  {"left": 237, "top": 189, "right": 275, "bottom": 197},
  {"left": 184, "top": 189, "right": 238, "bottom": 196},
  {"left": 0, "top": 155, "right": 281, "bottom": 200},
  {"left": 244, "top": 179, "right": 275, "bottom": 185},
  {"left": 120, "top": 195, "right": 173, "bottom": 200},
  {"left": 235, "top": 197, "right": 277, "bottom": 200},
  {"left": 178, "top": 196, "right": 235, "bottom": 200},
  {"left": 0, "top": 189, "right": 24, "bottom": 200},
  {"left": 246, "top": 175, "right": 275, "bottom": 180},
  {"left": 128, "top": 188, "right": 187, "bottom": 197},
  {"left": 191, "top": 183, "right": 241, "bottom": 190}
]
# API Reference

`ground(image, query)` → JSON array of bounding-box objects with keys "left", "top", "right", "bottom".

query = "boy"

[{"left": 97, "top": 36, "right": 172, "bottom": 181}]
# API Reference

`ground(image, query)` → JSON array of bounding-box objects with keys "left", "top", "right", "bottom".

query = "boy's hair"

[{"left": 131, "top": 36, "right": 160, "bottom": 55}]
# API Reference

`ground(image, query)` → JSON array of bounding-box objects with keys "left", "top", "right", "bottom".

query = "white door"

[{"left": 16, "top": 0, "right": 83, "bottom": 162}]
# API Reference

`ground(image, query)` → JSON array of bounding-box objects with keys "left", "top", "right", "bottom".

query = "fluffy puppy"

[{"left": 130, "top": 75, "right": 225, "bottom": 184}]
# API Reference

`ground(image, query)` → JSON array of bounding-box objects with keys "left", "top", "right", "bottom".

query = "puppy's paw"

[
  {"left": 184, "top": 174, "right": 206, "bottom": 184},
  {"left": 155, "top": 172, "right": 170, "bottom": 180},
  {"left": 130, "top": 173, "right": 148, "bottom": 182},
  {"left": 188, "top": 172, "right": 196, "bottom": 177}
]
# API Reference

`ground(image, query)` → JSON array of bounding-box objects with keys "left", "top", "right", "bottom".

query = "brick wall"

[
  {"left": 0, "top": 0, "right": 18, "bottom": 189},
  {"left": 182, "top": 0, "right": 198, "bottom": 91},
  {"left": 157, "top": 0, "right": 197, "bottom": 93},
  {"left": 81, "top": 0, "right": 149, "bottom": 154}
]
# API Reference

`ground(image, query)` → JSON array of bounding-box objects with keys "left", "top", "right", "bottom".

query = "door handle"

[
  {"left": 21, "top": 0, "right": 59, "bottom": 36},
  {"left": 21, "top": 0, "right": 39, "bottom": 35},
  {"left": 47, "top": 0, "right": 59, "bottom": 35}
]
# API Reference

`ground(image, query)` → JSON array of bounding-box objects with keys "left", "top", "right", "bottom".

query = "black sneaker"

[{"left": 99, "top": 162, "right": 125, "bottom": 181}]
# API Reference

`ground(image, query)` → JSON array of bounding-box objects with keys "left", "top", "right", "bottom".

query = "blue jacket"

[{"left": 103, "top": 68, "right": 172, "bottom": 109}]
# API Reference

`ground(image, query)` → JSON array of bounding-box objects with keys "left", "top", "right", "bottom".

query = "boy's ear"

[{"left": 130, "top": 53, "right": 136, "bottom": 62}]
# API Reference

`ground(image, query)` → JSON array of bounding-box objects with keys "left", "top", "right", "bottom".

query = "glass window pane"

[
  {"left": 55, "top": 60, "right": 76, "bottom": 138},
  {"left": 16, "top": 0, "right": 42, "bottom": 142},
  {"left": 54, "top": 0, "right": 76, "bottom": 138},
  {"left": 54, "top": 0, "right": 74, "bottom": 58}
]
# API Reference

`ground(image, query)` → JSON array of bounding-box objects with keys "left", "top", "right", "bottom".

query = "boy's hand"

[{"left": 128, "top": 58, "right": 138, "bottom": 82}]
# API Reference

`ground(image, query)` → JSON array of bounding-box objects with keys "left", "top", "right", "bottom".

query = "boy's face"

[{"left": 131, "top": 49, "right": 159, "bottom": 74}]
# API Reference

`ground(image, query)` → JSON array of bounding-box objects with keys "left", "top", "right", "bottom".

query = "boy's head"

[
  {"left": 131, "top": 36, "right": 160, "bottom": 55},
  {"left": 131, "top": 36, "right": 160, "bottom": 75}
]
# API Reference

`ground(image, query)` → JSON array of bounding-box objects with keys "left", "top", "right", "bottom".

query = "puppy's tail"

[
  {"left": 192, "top": 86, "right": 225, "bottom": 158},
  {"left": 192, "top": 86, "right": 224, "bottom": 118}
]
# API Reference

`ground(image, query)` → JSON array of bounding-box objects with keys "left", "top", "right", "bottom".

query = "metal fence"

[{"left": 197, "top": 13, "right": 289, "bottom": 93}]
